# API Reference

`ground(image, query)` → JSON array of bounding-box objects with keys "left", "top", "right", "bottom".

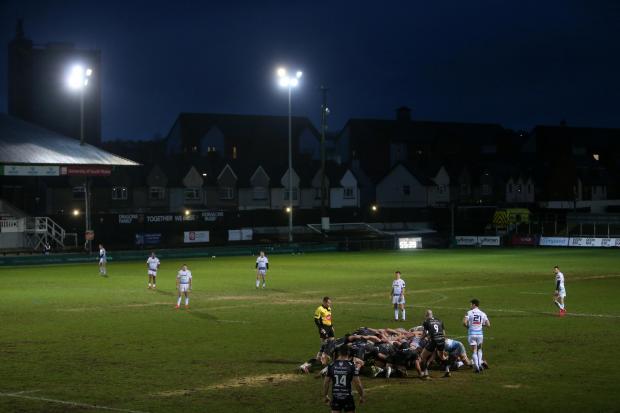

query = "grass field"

[{"left": 0, "top": 248, "right": 619, "bottom": 413}]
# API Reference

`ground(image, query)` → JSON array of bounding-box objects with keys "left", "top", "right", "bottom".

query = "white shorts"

[
  {"left": 557, "top": 288, "right": 566, "bottom": 298},
  {"left": 468, "top": 335, "right": 483, "bottom": 347},
  {"left": 257, "top": 269, "right": 267, "bottom": 276},
  {"left": 178, "top": 284, "right": 190, "bottom": 293},
  {"left": 148, "top": 270, "right": 157, "bottom": 276},
  {"left": 99, "top": 258, "right": 106, "bottom": 264},
  {"left": 392, "top": 295, "right": 405, "bottom": 305}
]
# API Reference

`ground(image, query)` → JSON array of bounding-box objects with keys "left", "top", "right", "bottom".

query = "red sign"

[
  {"left": 60, "top": 166, "right": 112, "bottom": 176},
  {"left": 511, "top": 235, "right": 537, "bottom": 246}
]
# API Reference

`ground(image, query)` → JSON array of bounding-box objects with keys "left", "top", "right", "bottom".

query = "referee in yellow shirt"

[
  {"left": 314, "top": 296, "right": 334, "bottom": 340},
  {"left": 299, "top": 296, "right": 334, "bottom": 373}
]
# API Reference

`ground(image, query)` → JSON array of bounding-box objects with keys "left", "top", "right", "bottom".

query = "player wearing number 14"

[{"left": 323, "top": 345, "right": 365, "bottom": 413}]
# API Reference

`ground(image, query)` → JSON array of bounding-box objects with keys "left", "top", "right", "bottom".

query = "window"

[
  {"left": 185, "top": 188, "right": 201, "bottom": 201},
  {"left": 284, "top": 188, "right": 299, "bottom": 201},
  {"left": 207, "top": 146, "right": 217, "bottom": 153},
  {"left": 437, "top": 185, "right": 446, "bottom": 194},
  {"left": 482, "top": 184, "right": 491, "bottom": 195},
  {"left": 149, "top": 186, "right": 165, "bottom": 200},
  {"left": 112, "top": 186, "right": 128, "bottom": 200},
  {"left": 402, "top": 185, "right": 410, "bottom": 196},
  {"left": 516, "top": 184, "right": 522, "bottom": 193},
  {"left": 72, "top": 186, "right": 85, "bottom": 200},
  {"left": 232, "top": 145, "right": 238, "bottom": 159},
  {"left": 253, "top": 186, "right": 267, "bottom": 200},
  {"left": 218, "top": 186, "right": 234, "bottom": 200},
  {"left": 343, "top": 187, "right": 355, "bottom": 199}
]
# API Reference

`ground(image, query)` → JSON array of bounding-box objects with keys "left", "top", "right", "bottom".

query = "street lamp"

[
  {"left": 276, "top": 67, "right": 302, "bottom": 243},
  {"left": 67, "top": 64, "right": 93, "bottom": 253},
  {"left": 66, "top": 65, "right": 92, "bottom": 146}
]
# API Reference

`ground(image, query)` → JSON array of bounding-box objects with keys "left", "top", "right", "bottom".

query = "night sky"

[{"left": 1, "top": 0, "right": 619, "bottom": 140}]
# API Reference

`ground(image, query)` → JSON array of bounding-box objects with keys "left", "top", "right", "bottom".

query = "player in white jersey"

[
  {"left": 176, "top": 264, "right": 192, "bottom": 309},
  {"left": 463, "top": 298, "right": 490, "bottom": 373},
  {"left": 390, "top": 271, "right": 406, "bottom": 321},
  {"left": 553, "top": 266, "right": 567, "bottom": 316},
  {"left": 255, "top": 251, "right": 269, "bottom": 289},
  {"left": 98, "top": 244, "right": 107, "bottom": 276},
  {"left": 146, "top": 252, "right": 160, "bottom": 289}
]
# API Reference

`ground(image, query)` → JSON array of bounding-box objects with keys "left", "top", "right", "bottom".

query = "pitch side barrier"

[
  {"left": 0, "top": 242, "right": 339, "bottom": 266},
  {"left": 539, "top": 236, "right": 620, "bottom": 248},
  {"left": 454, "top": 235, "right": 620, "bottom": 248}
]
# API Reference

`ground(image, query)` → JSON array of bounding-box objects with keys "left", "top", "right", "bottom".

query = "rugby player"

[
  {"left": 390, "top": 271, "right": 406, "bottom": 321},
  {"left": 255, "top": 251, "right": 269, "bottom": 289},
  {"left": 98, "top": 244, "right": 107, "bottom": 276},
  {"left": 443, "top": 338, "right": 471, "bottom": 377},
  {"left": 463, "top": 298, "right": 490, "bottom": 373},
  {"left": 146, "top": 251, "right": 160, "bottom": 289},
  {"left": 553, "top": 266, "right": 567, "bottom": 316},
  {"left": 175, "top": 264, "right": 192, "bottom": 309},
  {"left": 323, "top": 345, "right": 365, "bottom": 413},
  {"left": 420, "top": 309, "right": 446, "bottom": 378}
]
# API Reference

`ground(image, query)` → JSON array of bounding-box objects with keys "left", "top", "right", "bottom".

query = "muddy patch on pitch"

[{"left": 155, "top": 373, "right": 303, "bottom": 397}]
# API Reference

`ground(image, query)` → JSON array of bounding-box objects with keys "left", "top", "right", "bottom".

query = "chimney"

[{"left": 396, "top": 106, "right": 412, "bottom": 122}]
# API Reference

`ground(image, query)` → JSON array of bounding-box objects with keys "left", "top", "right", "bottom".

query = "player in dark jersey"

[
  {"left": 323, "top": 345, "right": 365, "bottom": 412},
  {"left": 420, "top": 309, "right": 446, "bottom": 378}
]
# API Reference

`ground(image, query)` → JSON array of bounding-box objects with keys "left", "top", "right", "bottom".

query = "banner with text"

[
  {"left": 3, "top": 165, "right": 59, "bottom": 176},
  {"left": 539, "top": 237, "right": 569, "bottom": 247},
  {"left": 511, "top": 235, "right": 538, "bottom": 246},
  {"left": 183, "top": 231, "right": 209, "bottom": 243},
  {"left": 570, "top": 237, "right": 620, "bottom": 248},
  {"left": 455, "top": 236, "right": 478, "bottom": 246}
]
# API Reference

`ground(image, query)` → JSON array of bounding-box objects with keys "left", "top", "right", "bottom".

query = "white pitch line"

[
  {"left": 0, "top": 392, "right": 150, "bottom": 413},
  {"left": 5, "top": 390, "right": 40, "bottom": 395},
  {"left": 519, "top": 292, "right": 548, "bottom": 295}
]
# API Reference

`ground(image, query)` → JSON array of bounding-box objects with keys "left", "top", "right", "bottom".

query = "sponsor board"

[
  {"left": 569, "top": 237, "right": 602, "bottom": 247},
  {"left": 60, "top": 166, "right": 112, "bottom": 176},
  {"left": 601, "top": 238, "right": 620, "bottom": 248},
  {"left": 570, "top": 237, "right": 620, "bottom": 248},
  {"left": 539, "top": 237, "right": 569, "bottom": 247},
  {"left": 511, "top": 235, "right": 537, "bottom": 246},
  {"left": 455, "top": 236, "right": 478, "bottom": 246},
  {"left": 3, "top": 165, "right": 60, "bottom": 176},
  {"left": 183, "top": 231, "right": 209, "bottom": 243},
  {"left": 135, "top": 233, "right": 162, "bottom": 245},
  {"left": 479, "top": 236, "right": 501, "bottom": 246}
]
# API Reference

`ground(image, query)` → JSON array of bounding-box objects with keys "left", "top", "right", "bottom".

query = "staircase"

[
  {"left": 0, "top": 199, "right": 74, "bottom": 250},
  {"left": 24, "top": 217, "right": 68, "bottom": 250}
]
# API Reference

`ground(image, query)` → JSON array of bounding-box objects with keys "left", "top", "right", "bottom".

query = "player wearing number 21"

[{"left": 463, "top": 298, "right": 490, "bottom": 374}]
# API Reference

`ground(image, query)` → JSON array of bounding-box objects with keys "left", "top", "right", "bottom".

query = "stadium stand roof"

[{"left": 0, "top": 114, "right": 139, "bottom": 166}]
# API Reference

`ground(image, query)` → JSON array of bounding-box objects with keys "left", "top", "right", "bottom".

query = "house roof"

[
  {"left": 0, "top": 114, "right": 139, "bottom": 166},
  {"left": 166, "top": 112, "right": 320, "bottom": 158}
]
